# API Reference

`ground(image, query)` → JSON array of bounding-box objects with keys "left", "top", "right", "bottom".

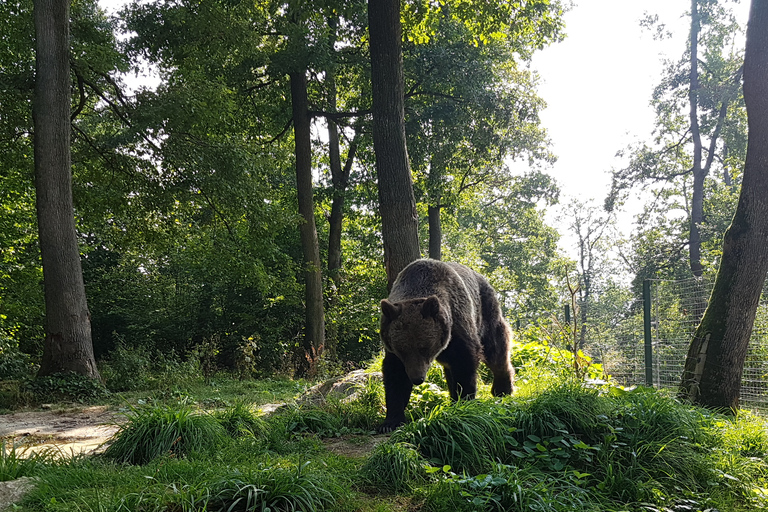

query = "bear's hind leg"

[
  {"left": 489, "top": 361, "right": 514, "bottom": 396},
  {"left": 379, "top": 352, "right": 414, "bottom": 433}
]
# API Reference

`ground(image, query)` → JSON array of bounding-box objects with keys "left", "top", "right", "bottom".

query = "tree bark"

[
  {"left": 369, "top": 0, "right": 421, "bottom": 288},
  {"left": 290, "top": 70, "right": 325, "bottom": 377},
  {"left": 33, "top": 0, "right": 100, "bottom": 379},
  {"left": 688, "top": 0, "right": 706, "bottom": 278},
  {"left": 679, "top": 0, "right": 768, "bottom": 409},
  {"left": 427, "top": 205, "right": 442, "bottom": 260}
]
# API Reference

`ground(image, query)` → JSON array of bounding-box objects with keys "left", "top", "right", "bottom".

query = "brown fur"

[{"left": 378, "top": 259, "right": 514, "bottom": 433}]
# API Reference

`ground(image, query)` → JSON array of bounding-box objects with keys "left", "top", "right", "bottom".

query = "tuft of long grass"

[
  {"left": 392, "top": 399, "right": 517, "bottom": 474},
  {"left": 102, "top": 404, "right": 227, "bottom": 465},
  {"left": 0, "top": 443, "right": 50, "bottom": 481},
  {"left": 213, "top": 401, "right": 266, "bottom": 438},
  {"left": 360, "top": 442, "right": 429, "bottom": 492},
  {"left": 206, "top": 463, "right": 340, "bottom": 512}
]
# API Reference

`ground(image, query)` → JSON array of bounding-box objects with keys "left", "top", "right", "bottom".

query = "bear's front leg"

[{"left": 378, "top": 352, "right": 413, "bottom": 433}]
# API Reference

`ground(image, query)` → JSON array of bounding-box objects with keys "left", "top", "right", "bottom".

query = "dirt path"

[{"left": 0, "top": 406, "right": 123, "bottom": 456}]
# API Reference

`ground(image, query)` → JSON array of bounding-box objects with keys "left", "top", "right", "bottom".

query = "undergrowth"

[{"left": 6, "top": 364, "right": 768, "bottom": 512}]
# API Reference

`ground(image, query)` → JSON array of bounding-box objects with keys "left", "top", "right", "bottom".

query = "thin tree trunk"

[
  {"left": 33, "top": 0, "right": 99, "bottom": 379},
  {"left": 428, "top": 205, "right": 442, "bottom": 260},
  {"left": 679, "top": 0, "right": 768, "bottom": 409},
  {"left": 290, "top": 71, "right": 324, "bottom": 377},
  {"left": 369, "top": 0, "right": 421, "bottom": 288},
  {"left": 688, "top": 0, "right": 706, "bottom": 278}
]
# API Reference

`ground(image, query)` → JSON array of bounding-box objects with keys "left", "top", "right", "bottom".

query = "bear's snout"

[{"left": 410, "top": 375, "right": 425, "bottom": 385}]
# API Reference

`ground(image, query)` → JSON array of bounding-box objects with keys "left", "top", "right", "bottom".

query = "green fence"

[{"left": 598, "top": 278, "right": 768, "bottom": 409}]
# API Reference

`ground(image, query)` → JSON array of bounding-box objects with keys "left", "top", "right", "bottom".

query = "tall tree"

[
  {"left": 33, "top": 0, "right": 99, "bottom": 378},
  {"left": 679, "top": 0, "right": 768, "bottom": 409},
  {"left": 562, "top": 199, "right": 615, "bottom": 351},
  {"left": 607, "top": 0, "right": 745, "bottom": 281},
  {"left": 290, "top": 68, "right": 325, "bottom": 376},
  {"left": 403, "top": 3, "right": 562, "bottom": 261},
  {"left": 369, "top": 0, "right": 421, "bottom": 288}
]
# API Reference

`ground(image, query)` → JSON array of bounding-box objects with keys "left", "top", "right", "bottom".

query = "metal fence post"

[{"left": 643, "top": 279, "right": 653, "bottom": 387}]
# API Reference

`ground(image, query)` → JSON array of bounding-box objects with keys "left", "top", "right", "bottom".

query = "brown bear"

[{"left": 378, "top": 258, "right": 515, "bottom": 433}]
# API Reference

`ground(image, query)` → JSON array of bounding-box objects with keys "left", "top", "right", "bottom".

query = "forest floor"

[{"left": 0, "top": 401, "right": 382, "bottom": 459}]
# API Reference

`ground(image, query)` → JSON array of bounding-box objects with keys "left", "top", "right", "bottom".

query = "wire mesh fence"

[{"left": 595, "top": 277, "right": 768, "bottom": 410}]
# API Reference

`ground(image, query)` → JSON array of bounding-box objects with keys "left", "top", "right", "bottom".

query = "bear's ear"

[
  {"left": 421, "top": 295, "right": 440, "bottom": 318},
  {"left": 381, "top": 299, "right": 401, "bottom": 321}
]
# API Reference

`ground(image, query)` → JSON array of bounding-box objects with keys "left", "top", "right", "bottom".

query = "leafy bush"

[
  {"left": 99, "top": 340, "right": 152, "bottom": 392},
  {"left": 100, "top": 344, "right": 202, "bottom": 393},
  {"left": 0, "top": 336, "right": 34, "bottom": 381},
  {"left": 405, "top": 382, "right": 450, "bottom": 422},
  {"left": 424, "top": 464, "right": 603, "bottom": 512},
  {"left": 0, "top": 380, "right": 33, "bottom": 409},
  {"left": 512, "top": 327, "right": 606, "bottom": 382},
  {"left": 26, "top": 372, "right": 109, "bottom": 403},
  {"left": 103, "top": 404, "right": 227, "bottom": 465}
]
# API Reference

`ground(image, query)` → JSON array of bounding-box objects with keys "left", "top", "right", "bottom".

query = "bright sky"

[{"left": 535, "top": 0, "right": 749, "bottom": 240}]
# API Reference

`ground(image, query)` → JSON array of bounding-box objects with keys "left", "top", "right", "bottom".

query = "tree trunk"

[
  {"left": 33, "top": 0, "right": 100, "bottom": 379},
  {"left": 679, "top": 0, "right": 768, "bottom": 409},
  {"left": 688, "top": 0, "right": 706, "bottom": 278},
  {"left": 428, "top": 205, "right": 442, "bottom": 260},
  {"left": 369, "top": 0, "right": 421, "bottom": 288},
  {"left": 290, "top": 71, "right": 325, "bottom": 377}
]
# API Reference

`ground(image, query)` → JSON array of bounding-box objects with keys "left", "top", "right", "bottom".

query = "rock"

[
  {"left": 0, "top": 477, "right": 36, "bottom": 511},
  {"left": 299, "top": 370, "right": 382, "bottom": 405}
]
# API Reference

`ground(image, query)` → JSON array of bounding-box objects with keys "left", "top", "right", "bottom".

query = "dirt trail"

[{"left": 0, "top": 406, "right": 123, "bottom": 456}]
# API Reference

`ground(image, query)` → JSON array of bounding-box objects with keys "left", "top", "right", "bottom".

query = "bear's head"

[{"left": 380, "top": 296, "right": 450, "bottom": 385}]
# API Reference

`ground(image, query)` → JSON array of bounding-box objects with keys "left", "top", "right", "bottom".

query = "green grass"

[
  {"left": 361, "top": 442, "right": 430, "bottom": 492},
  {"left": 4, "top": 371, "right": 768, "bottom": 512},
  {"left": 102, "top": 404, "right": 227, "bottom": 464},
  {"left": 0, "top": 443, "right": 51, "bottom": 481}
]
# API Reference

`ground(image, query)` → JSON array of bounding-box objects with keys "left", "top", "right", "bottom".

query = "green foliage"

[
  {"left": 392, "top": 398, "right": 518, "bottom": 475},
  {"left": 207, "top": 463, "right": 340, "bottom": 512},
  {"left": 99, "top": 343, "right": 203, "bottom": 393},
  {"left": 512, "top": 328, "right": 606, "bottom": 383},
  {"left": 3, "top": 375, "right": 768, "bottom": 512},
  {"left": 274, "top": 394, "right": 383, "bottom": 439},
  {"left": 0, "top": 335, "right": 35, "bottom": 381},
  {"left": 102, "top": 404, "right": 227, "bottom": 465},
  {"left": 213, "top": 401, "right": 266, "bottom": 439},
  {"left": 361, "top": 442, "right": 430, "bottom": 493},
  {"left": 26, "top": 372, "right": 109, "bottom": 404},
  {"left": 98, "top": 340, "right": 152, "bottom": 392},
  {"left": 405, "top": 383, "right": 450, "bottom": 422},
  {"left": 0, "top": 444, "right": 50, "bottom": 482},
  {"left": 424, "top": 464, "right": 601, "bottom": 512}
]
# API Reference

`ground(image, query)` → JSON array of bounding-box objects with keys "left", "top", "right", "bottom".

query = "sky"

[{"left": 533, "top": 0, "right": 749, "bottom": 251}]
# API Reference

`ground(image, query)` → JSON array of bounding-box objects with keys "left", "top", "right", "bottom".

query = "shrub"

[
  {"left": 99, "top": 341, "right": 152, "bottom": 392},
  {"left": 103, "top": 404, "right": 227, "bottom": 465},
  {"left": 424, "top": 464, "right": 604, "bottom": 512},
  {"left": 26, "top": 372, "right": 109, "bottom": 403},
  {"left": 392, "top": 399, "right": 518, "bottom": 474},
  {"left": 0, "top": 336, "right": 35, "bottom": 381}
]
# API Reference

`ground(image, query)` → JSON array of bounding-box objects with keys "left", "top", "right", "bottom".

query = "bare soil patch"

[{"left": 0, "top": 406, "right": 123, "bottom": 456}]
